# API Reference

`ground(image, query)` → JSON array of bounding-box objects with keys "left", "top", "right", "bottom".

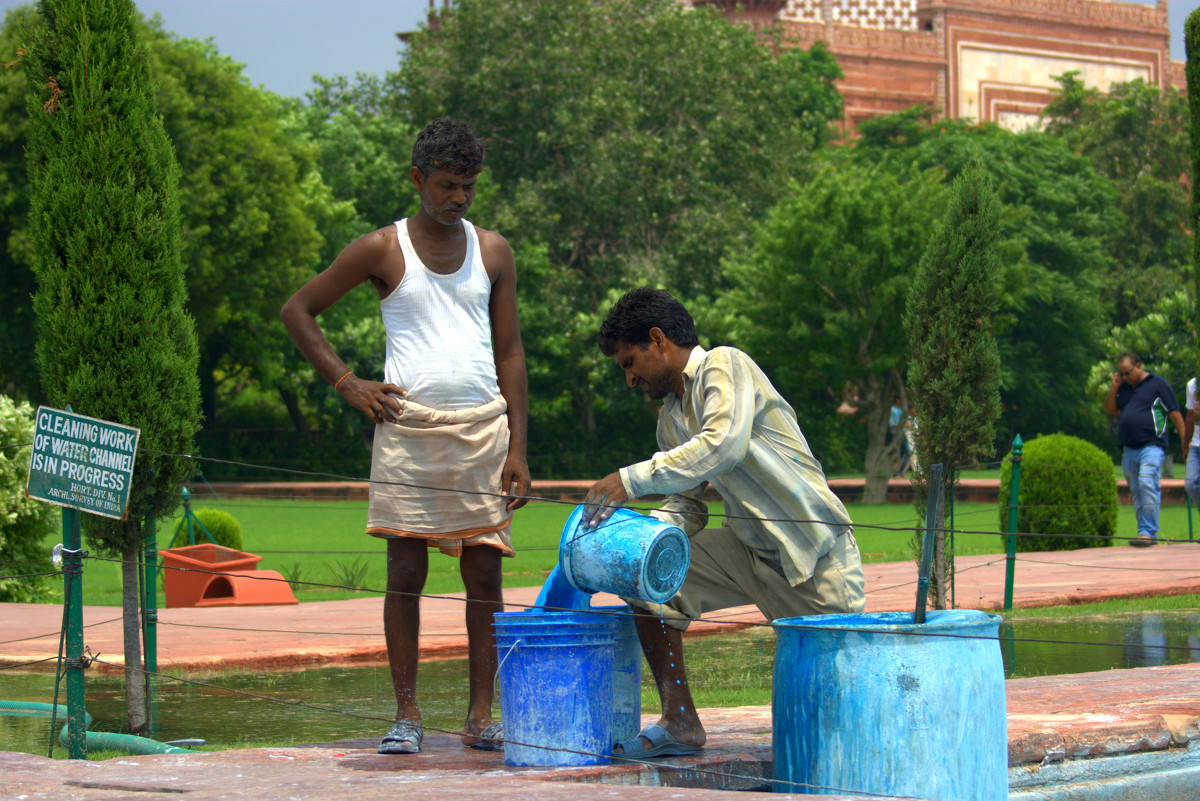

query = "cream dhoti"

[{"left": 367, "top": 396, "right": 514, "bottom": 557}]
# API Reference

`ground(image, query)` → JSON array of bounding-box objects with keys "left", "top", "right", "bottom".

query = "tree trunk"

[
  {"left": 932, "top": 501, "right": 947, "bottom": 609},
  {"left": 122, "top": 543, "right": 148, "bottom": 735},
  {"left": 279, "top": 387, "right": 311, "bottom": 435},
  {"left": 860, "top": 373, "right": 905, "bottom": 504},
  {"left": 573, "top": 388, "right": 596, "bottom": 435}
]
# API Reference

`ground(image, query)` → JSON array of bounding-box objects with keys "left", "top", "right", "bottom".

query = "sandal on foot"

[
  {"left": 614, "top": 724, "right": 702, "bottom": 759},
  {"left": 466, "top": 721, "right": 503, "bottom": 751},
  {"left": 379, "top": 721, "right": 422, "bottom": 754}
]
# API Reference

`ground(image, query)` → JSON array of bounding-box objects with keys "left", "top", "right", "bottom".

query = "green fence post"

[
  {"left": 142, "top": 513, "right": 158, "bottom": 734},
  {"left": 1189, "top": 493, "right": 1194, "bottom": 543},
  {"left": 1003, "top": 434, "right": 1023, "bottom": 611},
  {"left": 949, "top": 467, "right": 956, "bottom": 609},
  {"left": 62, "top": 507, "right": 87, "bottom": 759}
]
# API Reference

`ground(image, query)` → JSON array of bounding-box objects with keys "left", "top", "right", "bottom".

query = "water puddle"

[{"left": 2, "top": 610, "right": 1196, "bottom": 757}]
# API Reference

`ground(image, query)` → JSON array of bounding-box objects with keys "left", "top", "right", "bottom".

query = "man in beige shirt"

[{"left": 584, "top": 287, "right": 864, "bottom": 758}]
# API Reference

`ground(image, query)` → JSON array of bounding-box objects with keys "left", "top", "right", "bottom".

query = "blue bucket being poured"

[{"left": 559, "top": 505, "right": 690, "bottom": 604}]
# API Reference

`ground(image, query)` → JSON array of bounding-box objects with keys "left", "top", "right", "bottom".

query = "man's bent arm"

[
  {"left": 1169, "top": 409, "right": 1185, "bottom": 451},
  {"left": 1186, "top": 409, "right": 1195, "bottom": 459},
  {"left": 485, "top": 233, "right": 530, "bottom": 511},
  {"left": 281, "top": 228, "right": 405, "bottom": 425},
  {"left": 1103, "top": 373, "right": 1121, "bottom": 416}
]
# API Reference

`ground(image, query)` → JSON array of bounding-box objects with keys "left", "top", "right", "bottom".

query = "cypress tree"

[
  {"left": 25, "top": 0, "right": 200, "bottom": 733},
  {"left": 1187, "top": 10, "right": 1200, "bottom": 383},
  {"left": 904, "top": 159, "right": 1003, "bottom": 609}
]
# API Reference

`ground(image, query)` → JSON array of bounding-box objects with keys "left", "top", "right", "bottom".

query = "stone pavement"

[{"left": 2, "top": 539, "right": 1198, "bottom": 800}]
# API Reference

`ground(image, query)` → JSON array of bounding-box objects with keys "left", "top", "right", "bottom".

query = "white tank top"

[{"left": 380, "top": 219, "right": 500, "bottom": 410}]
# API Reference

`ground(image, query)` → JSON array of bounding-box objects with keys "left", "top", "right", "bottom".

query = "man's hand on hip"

[{"left": 340, "top": 377, "right": 407, "bottom": 425}]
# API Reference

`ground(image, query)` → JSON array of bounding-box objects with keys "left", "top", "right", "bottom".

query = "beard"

[{"left": 641, "top": 370, "right": 673, "bottom": 400}]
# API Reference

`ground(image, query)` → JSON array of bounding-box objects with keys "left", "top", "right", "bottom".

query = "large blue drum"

[{"left": 772, "top": 610, "right": 1007, "bottom": 800}]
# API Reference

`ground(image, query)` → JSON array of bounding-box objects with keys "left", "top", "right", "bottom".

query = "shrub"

[
  {"left": 998, "top": 433, "right": 1117, "bottom": 551},
  {"left": 192, "top": 508, "right": 244, "bottom": 552},
  {"left": 0, "top": 396, "right": 60, "bottom": 602}
]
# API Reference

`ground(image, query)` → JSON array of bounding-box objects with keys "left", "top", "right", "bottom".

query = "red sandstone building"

[
  {"left": 692, "top": 0, "right": 1184, "bottom": 132},
  {"left": 406, "top": 0, "right": 1183, "bottom": 134}
]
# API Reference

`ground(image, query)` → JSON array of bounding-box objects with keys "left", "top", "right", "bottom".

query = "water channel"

[{"left": 2, "top": 610, "right": 1197, "bottom": 756}]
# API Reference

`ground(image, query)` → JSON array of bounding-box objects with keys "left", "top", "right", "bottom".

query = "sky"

[{"left": 1, "top": 0, "right": 1198, "bottom": 100}]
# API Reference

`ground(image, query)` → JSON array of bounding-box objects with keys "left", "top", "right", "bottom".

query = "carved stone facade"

[{"left": 690, "top": 0, "right": 1184, "bottom": 134}]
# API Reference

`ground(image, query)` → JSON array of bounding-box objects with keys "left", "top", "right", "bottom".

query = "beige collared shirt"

[{"left": 619, "top": 346, "right": 852, "bottom": 586}]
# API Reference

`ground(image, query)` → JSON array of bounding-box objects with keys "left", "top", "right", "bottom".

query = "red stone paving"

[{"left": 3, "top": 543, "right": 1197, "bottom": 672}]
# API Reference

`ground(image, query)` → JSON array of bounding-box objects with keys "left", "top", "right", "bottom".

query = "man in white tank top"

[{"left": 282, "top": 119, "right": 528, "bottom": 755}]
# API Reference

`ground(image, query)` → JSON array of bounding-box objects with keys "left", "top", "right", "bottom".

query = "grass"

[
  {"left": 34, "top": 493, "right": 1197, "bottom": 607},
  {"left": 1000, "top": 592, "right": 1200, "bottom": 620}
]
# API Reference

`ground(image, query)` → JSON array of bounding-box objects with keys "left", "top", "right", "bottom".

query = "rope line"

[
  {"left": 0, "top": 616, "right": 124, "bottom": 646},
  {"left": 0, "top": 657, "right": 59, "bottom": 670}
]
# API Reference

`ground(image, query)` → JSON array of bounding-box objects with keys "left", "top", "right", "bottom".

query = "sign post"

[{"left": 27, "top": 407, "right": 140, "bottom": 759}]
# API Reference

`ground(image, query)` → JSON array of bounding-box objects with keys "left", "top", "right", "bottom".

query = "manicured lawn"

[{"left": 40, "top": 494, "right": 1196, "bottom": 607}]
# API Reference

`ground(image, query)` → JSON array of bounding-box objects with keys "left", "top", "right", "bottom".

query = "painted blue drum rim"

[{"left": 773, "top": 609, "right": 1002, "bottom": 634}]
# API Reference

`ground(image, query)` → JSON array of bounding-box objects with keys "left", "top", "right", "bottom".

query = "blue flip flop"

[
  {"left": 466, "top": 721, "right": 503, "bottom": 751},
  {"left": 378, "top": 721, "right": 422, "bottom": 754},
  {"left": 614, "top": 724, "right": 702, "bottom": 758}
]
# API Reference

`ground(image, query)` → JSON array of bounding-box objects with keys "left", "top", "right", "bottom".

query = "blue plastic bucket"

[
  {"left": 494, "top": 610, "right": 615, "bottom": 766},
  {"left": 590, "top": 605, "right": 643, "bottom": 743},
  {"left": 772, "top": 610, "right": 1007, "bottom": 800},
  {"left": 559, "top": 505, "right": 690, "bottom": 603}
]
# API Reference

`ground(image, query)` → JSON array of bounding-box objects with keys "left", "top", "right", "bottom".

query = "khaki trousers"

[{"left": 626, "top": 527, "right": 866, "bottom": 631}]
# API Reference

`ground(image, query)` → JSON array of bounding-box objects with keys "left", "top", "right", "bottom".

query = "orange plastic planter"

[{"left": 161, "top": 544, "right": 296, "bottom": 607}]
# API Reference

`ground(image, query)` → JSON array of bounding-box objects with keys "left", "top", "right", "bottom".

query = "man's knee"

[
  {"left": 386, "top": 538, "right": 429, "bottom": 593},
  {"left": 460, "top": 546, "right": 503, "bottom": 597}
]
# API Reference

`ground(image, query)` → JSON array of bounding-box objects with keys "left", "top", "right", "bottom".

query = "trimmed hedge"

[
  {"left": 192, "top": 508, "right": 244, "bottom": 552},
  {"left": 998, "top": 433, "right": 1117, "bottom": 551}
]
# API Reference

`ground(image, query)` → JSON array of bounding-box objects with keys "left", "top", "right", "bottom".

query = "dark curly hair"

[
  {"left": 412, "top": 117, "right": 484, "bottom": 177},
  {"left": 598, "top": 287, "right": 699, "bottom": 356}
]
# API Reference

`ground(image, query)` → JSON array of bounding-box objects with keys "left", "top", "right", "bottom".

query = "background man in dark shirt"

[{"left": 1103, "top": 351, "right": 1184, "bottom": 546}]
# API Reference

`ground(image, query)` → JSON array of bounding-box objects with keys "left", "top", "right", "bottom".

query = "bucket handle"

[{"left": 493, "top": 637, "right": 521, "bottom": 697}]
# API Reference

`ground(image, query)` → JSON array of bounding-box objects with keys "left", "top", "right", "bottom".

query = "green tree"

[
  {"left": 0, "top": 5, "right": 39, "bottom": 402},
  {"left": 855, "top": 118, "right": 1115, "bottom": 452},
  {"left": 723, "top": 155, "right": 952, "bottom": 502},
  {"left": 25, "top": 0, "right": 201, "bottom": 734},
  {"left": 1, "top": 8, "right": 327, "bottom": 436},
  {"left": 1188, "top": 10, "right": 1200, "bottom": 384},
  {"left": 0, "top": 395, "right": 59, "bottom": 602},
  {"left": 905, "top": 160, "right": 1003, "bottom": 608},
  {"left": 141, "top": 23, "right": 323, "bottom": 427},
  {"left": 1042, "top": 72, "right": 1191, "bottom": 328},
  {"left": 397, "top": 0, "right": 844, "bottom": 474}
]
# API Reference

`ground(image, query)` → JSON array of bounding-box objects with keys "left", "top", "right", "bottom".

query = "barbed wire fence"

[{"left": 1, "top": 444, "right": 1198, "bottom": 794}]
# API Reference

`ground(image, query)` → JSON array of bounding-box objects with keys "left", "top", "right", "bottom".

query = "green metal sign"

[{"left": 26, "top": 406, "right": 140, "bottom": 520}]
